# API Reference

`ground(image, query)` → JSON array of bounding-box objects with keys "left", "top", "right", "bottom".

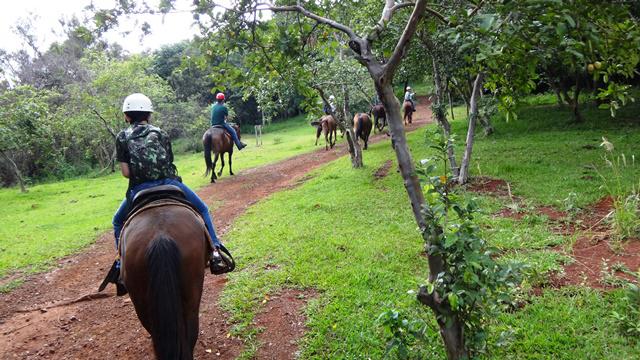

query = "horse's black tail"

[
  {"left": 146, "top": 235, "right": 188, "bottom": 360},
  {"left": 356, "top": 113, "right": 363, "bottom": 139},
  {"left": 203, "top": 132, "right": 213, "bottom": 178}
]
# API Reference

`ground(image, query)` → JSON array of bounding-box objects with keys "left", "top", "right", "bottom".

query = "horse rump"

[{"left": 146, "top": 235, "right": 189, "bottom": 360}]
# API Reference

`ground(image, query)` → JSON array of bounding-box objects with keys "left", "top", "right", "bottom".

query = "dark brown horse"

[
  {"left": 311, "top": 115, "right": 337, "bottom": 150},
  {"left": 403, "top": 100, "right": 414, "bottom": 125},
  {"left": 203, "top": 124, "right": 241, "bottom": 183},
  {"left": 120, "top": 201, "right": 208, "bottom": 360},
  {"left": 353, "top": 113, "right": 372, "bottom": 150},
  {"left": 370, "top": 104, "right": 386, "bottom": 132}
]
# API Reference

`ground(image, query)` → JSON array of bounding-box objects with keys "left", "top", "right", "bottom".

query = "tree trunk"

[
  {"left": 432, "top": 59, "right": 459, "bottom": 178},
  {"left": 571, "top": 81, "right": 583, "bottom": 123},
  {"left": 458, "top": 73, "right": 484, "bottom": 185},
  {"left": 0, "top": 150, "right": 27, "bottom": 193},
  {"left": 447, "top": 90, "right": 455, "bottom": 121},
  {"left": 342, "top": 85, "right": 363, "bottom": 168}
]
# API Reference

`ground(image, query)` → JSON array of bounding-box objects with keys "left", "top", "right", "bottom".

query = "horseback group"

[
  {"left": 312, "top": 86, "right": 417, "bottom": 151},
  {"left": 98, "top": 85, "right": 416, "bottom": 358}
]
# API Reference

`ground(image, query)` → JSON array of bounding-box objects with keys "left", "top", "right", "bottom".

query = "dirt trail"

[{"left": 0, "top": 99, "right": 432, "bottom": 359}]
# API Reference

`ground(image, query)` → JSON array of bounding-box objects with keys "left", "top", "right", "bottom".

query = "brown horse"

[
  {"left": 120, "top": 201, "right": 209, "bottom": 360},
  {"left": 203, "top": 124, "right": 241, "bottom": 183},
  {"left": 353, "top": 113, "right": 372, "bottom": 150},
  {"left": 403, "top": 100, "right": 414, "bottom": 125},
  {"left": 370, "top": 104, "right": 386, "bottom": 132},
  {"left": 311, "top": 115, "right": 337, "bottom": 150}
]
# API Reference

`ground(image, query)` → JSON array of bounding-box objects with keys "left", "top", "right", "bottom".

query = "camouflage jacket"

[{"left": 115, "top": 123, "right": 179, "bottom": 188}]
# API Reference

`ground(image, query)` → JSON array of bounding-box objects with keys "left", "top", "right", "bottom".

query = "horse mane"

[{"left": 146, "top": 235, "right": 188, "bottom": 359}]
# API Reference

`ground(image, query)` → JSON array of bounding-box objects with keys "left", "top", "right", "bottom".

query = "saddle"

[
  {"left": 211, "top": 124, "right": 238, "bottom": 136},
  {"left": 98, "top": 185, "right": 233, "bottom": 295}
]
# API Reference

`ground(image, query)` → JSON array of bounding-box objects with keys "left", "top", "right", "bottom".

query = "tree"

[
  {"left": 193, "top": 0, "right": 491, "bottom": 357},
  {"left": 0, "top": 86, "right": 61, "bottom": 191}
]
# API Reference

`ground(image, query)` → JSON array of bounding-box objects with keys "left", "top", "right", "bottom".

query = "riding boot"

[{"left": 99, "top": 259, "right": 128, "bottom": 296}]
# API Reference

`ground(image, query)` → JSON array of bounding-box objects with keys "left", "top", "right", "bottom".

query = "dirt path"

[{"left": 0, "top": 99, "right": 432, "bottom": 359}]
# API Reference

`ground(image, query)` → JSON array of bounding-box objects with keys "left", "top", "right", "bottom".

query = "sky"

[{"left": 0, "top": 0, "right": 203, "bottom": 54}]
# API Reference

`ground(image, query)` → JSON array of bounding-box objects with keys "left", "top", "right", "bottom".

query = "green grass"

[
  {"left": 0, "top": 113, "right": 328, "bottom": 278},
  {"left": 217, "top": 95, "right": 640, "bottom": 358},
  {"left": 454, "top": 97, "right": 640, "bottom": 206},
  {"left": 493, "top": 287, "right": 640, "bottom": 359}
]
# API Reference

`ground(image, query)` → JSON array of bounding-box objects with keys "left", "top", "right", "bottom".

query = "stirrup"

[
  {"left": 99, "top": 260, "right": 128, "bottom": 296},
  {"left": 209, "top": 244, "right": 235, "bottom": 275}
]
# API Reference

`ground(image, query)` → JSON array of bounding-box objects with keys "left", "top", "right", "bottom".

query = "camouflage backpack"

[{"left": 125, "top": 124, "right": 177, "bottom": 184}]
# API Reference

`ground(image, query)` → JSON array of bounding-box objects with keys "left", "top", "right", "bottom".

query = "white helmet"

[
  {"left": 329, "top": 95, "right": 335, "bottom": 100},
  {"left": 122, "top": 93, "right": 154, "bottom": 113},
  {"left": 406, "top": 86, "right": 412, "bottom": 91}
]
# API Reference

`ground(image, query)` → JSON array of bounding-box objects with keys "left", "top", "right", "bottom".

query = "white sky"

[{"left": 0, "top": 0, "right": 203, "bottom": 54}]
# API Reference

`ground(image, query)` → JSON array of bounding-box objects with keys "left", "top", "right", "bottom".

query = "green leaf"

[
  {"left": 563, "top": 14, "right": 576, "bottom": 28},
  {"left": 448, "top": 293, "right": 459, "bottom": 310}
]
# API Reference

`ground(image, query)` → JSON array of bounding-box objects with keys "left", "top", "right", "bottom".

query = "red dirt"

[
  {"left": 0, "top": 99, "right": 433, "bottom": 359},
  {"left": 373, "top": 160, "right": 393, "bottom": 180},
  {"left": 550, "top": 195, "right": 640, "bottom": 289},
  {"left": 253, "top": 289, "right": 318, "bottom": 360},
  {"left": 466, "top": 176, "right": 510, "bottom": 196}
]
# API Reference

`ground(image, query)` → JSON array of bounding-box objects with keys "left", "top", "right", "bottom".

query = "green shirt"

[{"left": 210, "top": 103, "right": 228, "bottom": 126}]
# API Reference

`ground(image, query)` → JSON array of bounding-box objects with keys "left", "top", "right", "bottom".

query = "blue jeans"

[
  {"left": 222, "top": 123, "right": 243, "bottom": 149},
  {"left": 112, "top": 178, "right": 221, "bottom": 250}
]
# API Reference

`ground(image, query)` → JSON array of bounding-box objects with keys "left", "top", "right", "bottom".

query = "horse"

[
  {"left": 353, "top": 113, "right": 372, "bottom": 150},
  {"left": 403, "top": 100, "right": 414, "bottom": 125},
  {"left": 311, "top": 115, "right": 337, "bottom": 150},
  {"left": 370, "top": 104, "right": 386, "bottom": 132},
  {"left": 120, "top": 199, "right": 209, "bottom": 360},
  {"left": 203, "top": 124, "right": 241, "bottom": 183}
]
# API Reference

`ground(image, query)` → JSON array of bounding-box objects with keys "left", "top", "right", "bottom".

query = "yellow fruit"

[
  {"left": 587, "top": 64, "right": 595, "bottom": 73},
  {"left": 594, "top": 61, "right": 602, "bottom": 70}
]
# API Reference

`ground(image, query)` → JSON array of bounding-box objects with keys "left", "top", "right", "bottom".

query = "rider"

[
  {"left": 404, "top": 86, "right": 416, "bottom": 112},
  {"left": 323, "top": 95, "right": 336, "bottom": 115},
  {"left": 102, "top": 93, "right": 230, "bottom": 293},
  {"left": 211, "top": 92, "right": 247, "bottom": 150}
]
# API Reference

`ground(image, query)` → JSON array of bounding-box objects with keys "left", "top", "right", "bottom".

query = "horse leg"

[
  {"left": 228, "top": 151, "right": 234, "bottom": 176},
  {"left": 212, "top": 152, "right": 219, "bottom": 182},
  {"left": 315, "top": 126, "right": 321, "bottom": 146},
  {"left": 324, "top": 129, "right": 329, "bottom": 151},
  {"left": 218, "top": 152, "right": 225, "bottom": 177}
]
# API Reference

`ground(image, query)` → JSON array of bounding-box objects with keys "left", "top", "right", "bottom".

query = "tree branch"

[
  {"left": 384, "top": 0, "right": 429, "bottom": 77},
  {"left": 424, "top": 6, "right": 447, "bottom": 23},
  {"left": 467, "top": 0, "right": 485, "bottom": 18},
  {"left": 92, "top": 108, "right": 117, "bottom": 139},
  {"left": 367, "top": 1, "right": 416, "bottom": 41},
  {"left": 270, "top": 5, "right": 357, "bottom": 40}
]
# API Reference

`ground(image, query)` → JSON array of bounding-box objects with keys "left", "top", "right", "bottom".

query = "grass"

[
  {"left": 0, "top": 113, "right": 329, "bottom": 278},
  {"left": 454, "top": 96, "right": 640, "bottom": 207},
  {"left": 216, "top": 94, "right": 640, "bottom": 358}
]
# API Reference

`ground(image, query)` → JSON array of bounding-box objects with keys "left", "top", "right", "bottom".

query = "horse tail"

[
  {"left": 203, "top": 132, "right": 213, "bottom": 177},
  {"left": 356, "top": 113, "right": 363, "bottom": 138},
  {"left": 146, "top": 235, "right": 188, "bottom": 360}
]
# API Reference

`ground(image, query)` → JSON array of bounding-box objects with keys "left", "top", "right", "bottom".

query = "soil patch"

[
  {"left": 466, "top": 176, "right": 510, "bottom": 196},
  {"left": 0, "top": 98, "right": 434, "bottom": 358},
  {"left": 550, "top": 196, "right": 640, "bottom": 289},
  {"left": 253, "top": 289, "right": 318, "bottom": 360},
  {"left": 374, "top": 160, "right": 393, "bottom": 180}
]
